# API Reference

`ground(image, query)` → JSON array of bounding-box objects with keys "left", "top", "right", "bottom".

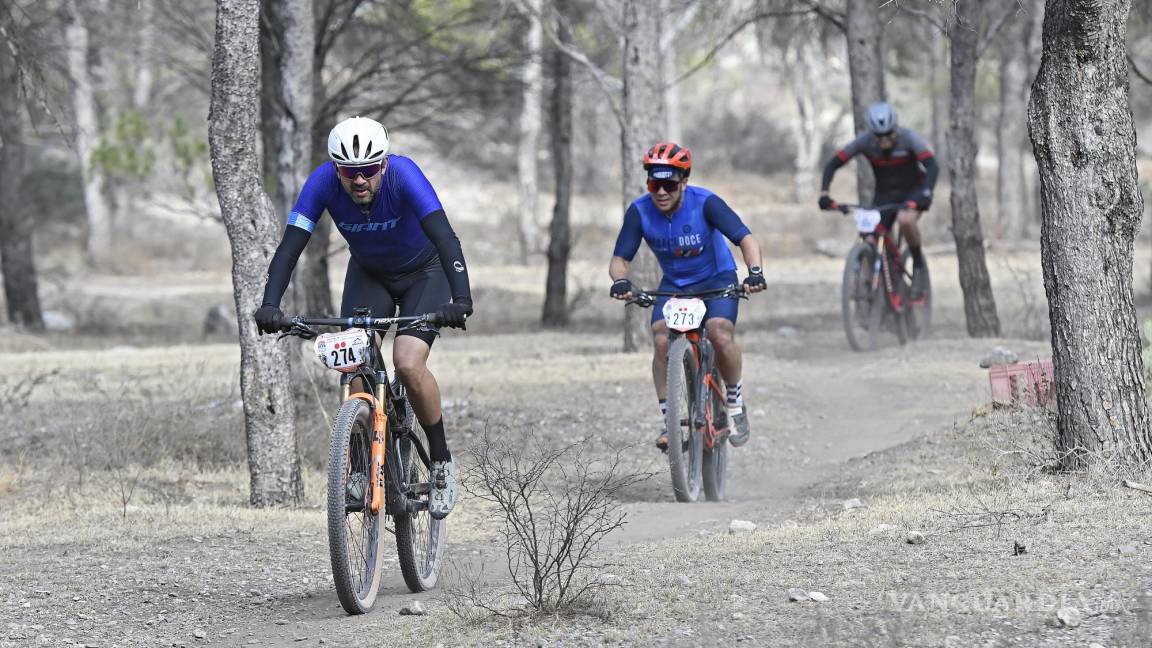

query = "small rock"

[
  {"left": 843, "top": 498, "right": 865, "bottom": 510},
  {"left": 1089, "top": 643, "right": 1106, "bottom": 648},
  {"left": 781, "top": 519, "right": 799, "bottom": 529},
  {"left": 598, "top": 574, "right": 622, "bottom": 586},
  {"left": 979, "top": 346, "right": 1018, "bottom": 368},
  {"left": 192, "top": 629, "right": 206, "bottom": 640},
  {"left": 728, "top": 520, "right": 757, "bottom": 535},
  {"left": 869, "top": 524, "right": 897, "bottom": 536},
  {"left": 399, "top": 601, "right": 426, "bottom": 616},
  {"left": 808, "top": 591, "right": 829, "bottom": 602},
  {"left": 787, "top": 588, "right": 810, "bottom": 602},
  {"left": 1056, "top": 606, "right": 1081, "bottom": 628},
  {"left": 42, "top": 310, "right": 76, "bottom": 333},
  {"left": 775, "top": 326, "right": 798, "bottom": 337},
  {"left": 730, "top": 612, "right": 745, "bottom": 620},
  {"left": 675, "top": 574, "right": 693, "bottom": 587},
  {"left": 1117, "top": 545, "right": 1138, "bottom": 555},
  {"left": 273, "top": 619, "right": 289, "bottom": 625},
  {"left": 906, "top": 530, "right": 926, "bottom": 545}
]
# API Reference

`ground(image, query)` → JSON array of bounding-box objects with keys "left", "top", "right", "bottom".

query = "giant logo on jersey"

[
  {"left": 337, "top": 218, "right": 400, "bottom": 233},
  {"left": 652, "top": 231, "right": 705, "bottom": 258}
]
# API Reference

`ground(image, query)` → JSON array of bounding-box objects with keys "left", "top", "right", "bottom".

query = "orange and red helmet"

[{"left": 643, "top": 142, "right": 692, "bottom": 178}]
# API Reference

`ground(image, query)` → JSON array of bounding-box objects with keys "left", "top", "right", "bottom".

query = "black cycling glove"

[
  {"left": 254, "top": 304, "right": 285, "bottom": 335},
  {"left": 743, "top": 267, "right": 766, "bottom": 292},
  {"left": 437, "top": 299, "right": 472, "bottom": 330},
  {"left": 610, "top": 278, "right": 633, "bottom": 299},
  {"left": 818, "top": 195, "right": 834, "bottom": 211}
]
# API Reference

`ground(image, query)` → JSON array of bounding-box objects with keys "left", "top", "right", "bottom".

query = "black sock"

[
  {"left": 425, "top": 418, "right": 451, "bottom": 463},
  {"left": 910, "top": 246, "right": 925, "bottom": 268}
]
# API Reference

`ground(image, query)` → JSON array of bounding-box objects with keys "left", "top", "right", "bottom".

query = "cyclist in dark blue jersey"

[
  {"left": 253, "top": 116, "right": 470, "bottom": 519},
  {"left": 818, "top": 102, "right": 939, "bottom": 299},
  {"left": 609, "top": 142, "right": 765, "bottom": 450}
]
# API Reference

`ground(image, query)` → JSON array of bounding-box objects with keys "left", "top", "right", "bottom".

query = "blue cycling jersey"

[
  {"left": 287, "top": 155, "right": 443, "bottom": 272},
  {"left": 612, "top": 186, "right": 750, "bottom": 288}
]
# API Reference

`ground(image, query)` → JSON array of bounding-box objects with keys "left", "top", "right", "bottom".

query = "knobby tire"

[
  {"left": 327, "top": 398, "right": 384, "bottom": 615},
  {"left": 393, "top": 398, "right": 446, "bottom": 592},
  {"left": 665, "top": 336, "right": 703, "bottom": 503}
]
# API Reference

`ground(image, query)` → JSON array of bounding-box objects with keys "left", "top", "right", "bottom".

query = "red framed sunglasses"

[
  {"left": 335, "top": 161, "right": 384, "bottom": 180},
  {"left": 647, "top": 178, "right": 682, "bottom": 194}
]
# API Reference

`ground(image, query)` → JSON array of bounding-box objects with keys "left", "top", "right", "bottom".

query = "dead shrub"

[{"left": 453, "top": 431, "right": 648, "bottom": 619}]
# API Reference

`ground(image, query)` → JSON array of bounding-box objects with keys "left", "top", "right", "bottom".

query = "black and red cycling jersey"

[{"left": 820, "top": 127, "right": 939, "bottom": 206}]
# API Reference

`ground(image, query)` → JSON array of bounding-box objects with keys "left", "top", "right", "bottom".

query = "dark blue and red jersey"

[
  {"left": 612, "top": 186, "right": 751, "bottom": 288},
  {"left": 288, "top": 155, "right": 443, "bottom": 272},
  {"left": 820, "top": 127, "right": 938, "bottom": 204}
]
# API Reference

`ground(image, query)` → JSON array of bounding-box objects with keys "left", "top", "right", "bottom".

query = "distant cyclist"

[
  {"left": 609, "top": 142, "right": 765, "bottom": 450},
  {"left": 253, "top": 116, "right": 471, "bottom": 520},
  {"left": 818, "top": 101, "right": 939, "bottom": 299}
]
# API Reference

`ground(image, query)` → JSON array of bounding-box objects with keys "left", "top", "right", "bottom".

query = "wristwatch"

[{"left": 748, "top": 265, "right": 763, "bottom": 276}]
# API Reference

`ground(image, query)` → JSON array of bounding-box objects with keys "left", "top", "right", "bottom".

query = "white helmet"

[{"left": 327, "top": 116, "right": 390, "bottom": 165}]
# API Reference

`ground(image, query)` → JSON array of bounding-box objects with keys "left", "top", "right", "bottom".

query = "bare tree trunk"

[
  {"left": 785, "top": 27, "right": 831, "bottom": 202},
  {"left": 621, "top": 0, "right": 664, "bottom": 352},
  {"left": 845, "top": 0, "right": 886, "bottom": 205},
  {"left": 132, "top": 0, "right": 155, "bottom": 110},
  {"left": 542, "top": 0, "right": 573, "bottom": 327},
  {"left": 925, "top": 19, "right": 948, "bottom": 166},
  {"left": 996, "top": 6, "right": 1029, "bottom": 240},
  {"left": 209, "top": 0, "right": 302, "bottom": 507},
  {"left": 1024, "top": 0, "right": 1045, "bottom": 235},
  {"left": 305, "top": 116, "right": 335, "bottom": 316},
  {"left": 659, "top": 0, "right": 698, "bottom": 143},
  {"left": 0, "top": 42, "right": 43, "bottom": 330},
  {"left": 276, "top": 0, "right": 314, "bottom": 319},
  {"left": 516, "top": 0, "right": 543, "bottom": 264},
  {"left": 1028, "top": 0, "right": 1152, "bottom": 469},
  {"left": 947, "top": 0, "right": 1001, "bottom": 337},
  {"left": 65, "top": 0, "right": 113, "bottom": 266}
]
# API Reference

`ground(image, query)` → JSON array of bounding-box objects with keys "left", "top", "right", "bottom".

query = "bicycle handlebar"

[
  {"left": 824, "top": 201, "right": 908, "bottom": 214},
  {"left": 275, "top": 313, "right": 440, "bottom": 339},
  {"left": 627, "top": 284, "right": 744, "bottom": 308}
]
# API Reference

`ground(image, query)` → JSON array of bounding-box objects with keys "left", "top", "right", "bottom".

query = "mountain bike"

[
  {"left": 825, "top": 202, "right": 931, "bottom": 351},
  {"left": 631, "top": 285, "right": 745, "bottom": 503},
  {"left": 277, "top": 309, "right": 445, "bottom": 614}
]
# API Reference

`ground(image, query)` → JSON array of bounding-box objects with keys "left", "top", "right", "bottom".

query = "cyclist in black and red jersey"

[{"left": 818, "top": 102, "right": 939, "bottom": 299}]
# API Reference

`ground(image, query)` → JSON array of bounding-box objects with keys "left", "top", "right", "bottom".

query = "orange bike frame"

[
  {"left": 683, "top": 331, "right": 729, "bottom": 450},
  {"left": 346, "top": 391, "right": 389, "bottom": 514}
]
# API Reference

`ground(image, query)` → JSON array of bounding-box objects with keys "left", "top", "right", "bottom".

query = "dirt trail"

[{"left": 215, "top": 327, "right": 1009, "bottom": 646}]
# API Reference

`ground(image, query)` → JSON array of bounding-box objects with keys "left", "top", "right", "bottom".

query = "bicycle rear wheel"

[
  {"left": 393, "top": 399, "right": 446, "bottom": 592},
  {"left": 327, "top": 398, "right": 384, "bottom": 615},
  {"left": 900, "top": 249, "right": 932, "bottom": 340},
  {"left": 842, "top": 242, "right": 880, "bottom": 352},
  {"left": 701, "top": 368, "right": 728, "bottom": 503},
  {"left": 665, "top": 336, "right": 703, "bottom": 503}
]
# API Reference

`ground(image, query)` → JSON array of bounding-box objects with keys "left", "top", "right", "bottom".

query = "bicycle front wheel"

[
  {"left": 327, "top": 398, "right": 385, "bottom": 615},
  {"left": 665, "top": 336, "right": 703, "bottom": 503},
  {"left": 900, "top": 249, "right": 932, "bottom": 340},
  {"left": 393, "top": 399, "right": 446, "bottom": 592},
  {"left": 842, "top": 242, "right": 880, "bottom": 352},
  {"left": 701, "top": 368, "right": 728, "bottom": 502}
]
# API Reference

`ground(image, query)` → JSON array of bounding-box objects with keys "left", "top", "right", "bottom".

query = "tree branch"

[
  {"left": 976, "top": 3, "right": 1022, "bottom": 59},
  {"left": 797, "top": 0, "right": 845, "bottom": 33},
  {"left": 1128, "top": 53, "right": 1152, "bottom": 86},
  {"left": 673, "top": 8, "right": 818, "bottom": 86},
  {"left": 885, "top": 0, "right": 949, "bottom": 32}
]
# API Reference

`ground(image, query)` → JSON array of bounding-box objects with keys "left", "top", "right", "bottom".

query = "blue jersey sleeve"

[
  {"left": 703, "top": 195, "right": 750, "bottom": 244},
  {"left": 612, "top": 204, "right": 643, "bottom": 260},
  {"left": 388, "top": 156, "right": 443, "bottom": 220},
  {"left": 287, "top": 163, "right": 337, "bottom": 233}
]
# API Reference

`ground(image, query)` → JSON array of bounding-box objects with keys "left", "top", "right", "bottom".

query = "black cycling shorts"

[{"left": 340, "top": 255, "right": 449, "bottom": 347}]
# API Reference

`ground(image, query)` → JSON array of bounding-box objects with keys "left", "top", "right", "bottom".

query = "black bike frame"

[{"left": 282, "top": 310, "right": 437, "bottom": 515}]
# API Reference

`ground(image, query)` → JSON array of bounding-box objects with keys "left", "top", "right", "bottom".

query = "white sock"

[
  {"left": 726, "top": 380, "right": 744, "bottom": 416},
  {"left": 659, "top": 399, "right": 667, "bottom": 423}
]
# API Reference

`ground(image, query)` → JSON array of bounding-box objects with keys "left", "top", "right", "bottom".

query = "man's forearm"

[
  {"left": 609, "top": 256, "right": 632, "bottom": 281},
  {"left": 739, "top": 236, "right": 763, "bottom": 271}
]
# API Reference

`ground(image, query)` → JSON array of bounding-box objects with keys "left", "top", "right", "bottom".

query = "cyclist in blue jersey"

[
  {"left": 609, "top": 142, "right": 765, "bottom": 450},
  {"left": 253, "top": 116, "right": 471, "bottom": 520},
  {"left": 818, "top": 102, "right": 939, "bottom": 299}
]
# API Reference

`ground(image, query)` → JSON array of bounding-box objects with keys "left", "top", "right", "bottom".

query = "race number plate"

[
  {"left": 854, "top": 208, "right": 882, "bottom": 233},
  {"left": 663, "top": 298, "right": 708, "bottom": 332},
  {"left": 314, "top": 328, "right": 370, "bottom": 372}
]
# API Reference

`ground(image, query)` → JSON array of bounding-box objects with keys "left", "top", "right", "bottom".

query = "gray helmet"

[{"left": 865, "top": 102, "right": 897, "bottom": 136}]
